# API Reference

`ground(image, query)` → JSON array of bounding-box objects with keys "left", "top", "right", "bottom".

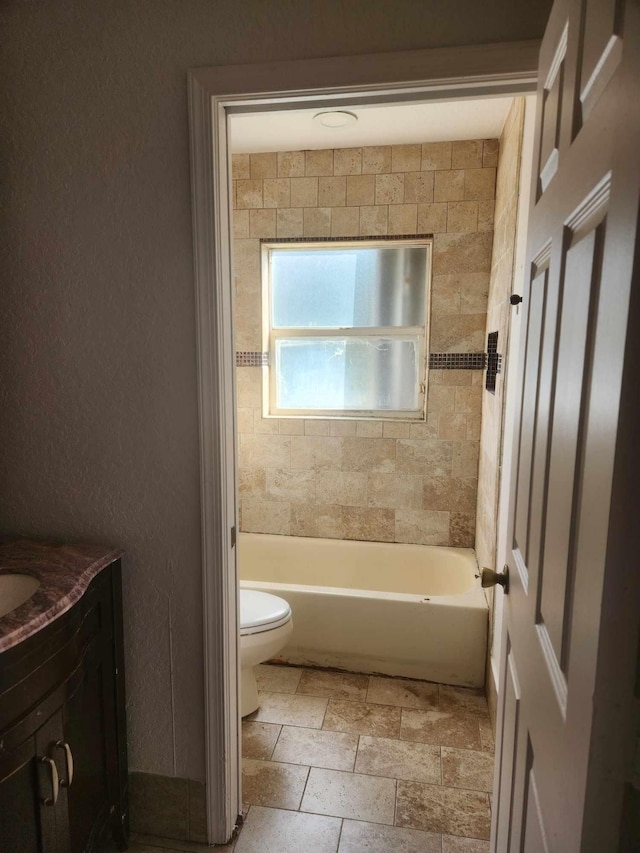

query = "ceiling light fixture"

[{"left": 313, "top": 110, "right": 358, "bottom": 128}]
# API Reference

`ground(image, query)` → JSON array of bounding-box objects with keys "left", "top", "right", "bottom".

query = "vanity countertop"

[{"left": 0, "top": 539, "right": 124, "bottom": 654}]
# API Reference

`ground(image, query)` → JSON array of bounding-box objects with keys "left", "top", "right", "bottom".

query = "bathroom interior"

[
  {"left": 0, "top": 91, "right": 536, "bottom": 853},
  {"left": 230, "top": 92, "right": 536, "bottom": 850}
]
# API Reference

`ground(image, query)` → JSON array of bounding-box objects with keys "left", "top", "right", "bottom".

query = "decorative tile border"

[
  {"left": 236, "top": 351, "right": 496, "bottom": 371},
  {"left": 259, "top": 234, "right": 433, "bottom": 244},
  {"left": 428, "top": 352, "right": 487, "bottom": 370},
  {"left": 236, "top": 351, "right": 269, "bottom": 367}
]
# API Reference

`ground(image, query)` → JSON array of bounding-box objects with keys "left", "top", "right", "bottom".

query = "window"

[{"left": 262, "top": 238, "right": 431, "bottom": 419}]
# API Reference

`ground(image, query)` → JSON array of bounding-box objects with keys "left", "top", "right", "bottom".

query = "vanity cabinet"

[{"left": 0, "top": 557, "right": 128, "bottom": 853}]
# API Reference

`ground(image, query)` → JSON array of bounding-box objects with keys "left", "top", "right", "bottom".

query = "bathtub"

[{"left": 238, "top": 532, "right": 488, "bottom": 688}]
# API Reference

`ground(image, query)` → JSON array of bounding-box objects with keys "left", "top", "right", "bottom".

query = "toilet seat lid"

[{"left": 240, "top": 589, "right": 291, "bottom": 635}]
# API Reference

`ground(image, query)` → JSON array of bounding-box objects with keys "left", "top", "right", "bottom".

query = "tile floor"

[{"left": 129, "top": 663, "right": 495, "bottom": 853}]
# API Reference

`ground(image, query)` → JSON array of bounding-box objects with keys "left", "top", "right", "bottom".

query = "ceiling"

[{"left": 229, "top": 96, "right": 514, "bottom": 154}]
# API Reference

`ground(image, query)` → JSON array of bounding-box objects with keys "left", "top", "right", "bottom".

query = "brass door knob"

[{"left": 481, "top": 566, "right": 509, "bottom": 594}]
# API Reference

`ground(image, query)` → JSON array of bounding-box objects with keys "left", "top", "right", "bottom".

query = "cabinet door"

[
  {"left": 63, "top": 638, "right": 117, "bottom": 852},
  {"left": 0, "top": 737, "right": 41, "bottom": 853},
  {"left": 0, "top": 708, "right": 70, "bottom": 853}
]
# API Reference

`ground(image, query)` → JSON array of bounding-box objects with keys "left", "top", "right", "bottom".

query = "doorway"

[{"left": 187, "top": 44, "right": 539, "bottom": 845}]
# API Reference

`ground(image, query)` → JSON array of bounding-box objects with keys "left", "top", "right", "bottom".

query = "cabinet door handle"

[
  {"left": 39, "top": 756, "right": 59, "bottom": 806},
  {"left": 56, "top": 741, "right": 74, "bottom": 787}
]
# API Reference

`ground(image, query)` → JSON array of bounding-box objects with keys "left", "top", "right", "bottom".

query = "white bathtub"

[{"left": 238, "top": 532, "right": 488, "bottom": 688}]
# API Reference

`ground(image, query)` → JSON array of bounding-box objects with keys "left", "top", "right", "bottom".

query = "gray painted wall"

[{"left": 0, "top": 0, "right": 551, "bottom": 782}]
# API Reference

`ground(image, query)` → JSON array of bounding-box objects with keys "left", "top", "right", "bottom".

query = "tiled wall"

[
  {"left": 232, "top": 140, "right": 498, "bottom": 547},
  {"left": 475, "top": 102, "right": 525, "bottom": 605}
]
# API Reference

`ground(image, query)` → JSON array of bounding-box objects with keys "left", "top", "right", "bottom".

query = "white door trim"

[{"left": 187, "top": 40, "right": 539, "bottom": 844}]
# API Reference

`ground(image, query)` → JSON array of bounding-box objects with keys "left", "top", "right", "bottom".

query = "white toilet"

[{"left": 240, "top": 589, "right": 293, "bottom": 717}]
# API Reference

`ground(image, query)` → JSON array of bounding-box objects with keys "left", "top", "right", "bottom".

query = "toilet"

[{"left": 240, "top": 589, "right": 293, "bottom": 717}]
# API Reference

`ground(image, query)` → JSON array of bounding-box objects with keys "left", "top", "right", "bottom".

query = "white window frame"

[{"left": 261, "top": 237, "right": 432, "bottom": 420}]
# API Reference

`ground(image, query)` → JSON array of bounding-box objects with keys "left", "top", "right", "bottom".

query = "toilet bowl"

[{"left": 240, "top": 589, "right": 293, "bottom": 717}]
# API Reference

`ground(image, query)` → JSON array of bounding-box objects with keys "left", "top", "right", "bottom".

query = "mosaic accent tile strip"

[
  {"left": 259, "top": 234, "right": 433, "bottom": 244},
  {"left": 237, "top": 351, "right": 492, "bottom": 370},
  {"left": 236, "top": 351, "right": 269, "bottom": 367},
  {"left": 428, "top": 353, "right": 487, "bottom": 370}
]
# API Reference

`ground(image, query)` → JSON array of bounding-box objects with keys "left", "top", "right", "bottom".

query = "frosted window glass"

[
  {"left": 271, "top": 246, "right": 427, "bottom": 328},
  {"left": 276, "top": 338, "right": 420, "bottom": 411}
]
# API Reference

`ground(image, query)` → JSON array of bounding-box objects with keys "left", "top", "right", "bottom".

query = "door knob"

[{"left": 481, "top": 565, "right": 509, "bottom": 594}]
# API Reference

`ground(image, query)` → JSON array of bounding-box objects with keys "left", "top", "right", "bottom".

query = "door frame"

[{"left": 187, "top": 41, "right": 540, "bottom": 844}]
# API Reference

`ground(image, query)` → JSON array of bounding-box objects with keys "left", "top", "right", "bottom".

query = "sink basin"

[{"left": 0, "top": 574, "right": 41, "bottom": 618}]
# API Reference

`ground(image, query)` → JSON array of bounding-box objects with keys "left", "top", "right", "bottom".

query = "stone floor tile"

[
  {"left": 338, "top": 819, "right": 441, "bottom": 852},
  {"left": 355, "top": 736, "right": 441, "bottom": 784},
  {"left": 366, "top": 676, "right": 439, "bottom": 710},
  {"left": 400, "top": 709, "right": 481, "bottom": 750},
  {"left": 234, "top": 806, "right": 341, "bottom": 853},
  {"left": 439, "top": 685, "right": 489, "bottom": 717},
  {"left": 271, "top": 725, "right": 358, "bottom": 771},
  {"left": 396, "top": 781, "right": 491, "bottom": 839},
  {"left": 441, "top": 747, "right": 494, "bottom": 792},
  {"left": 250, "top": 691, "right": 328, "bottom": 728},
  {"left": 301, "top": 767, "right": 396, "bottom": 824},
  {"left": 297, "top": 668, "right": 369, "bottom": 700},
  {"left": 241, "top": 758, "right": 309, "bottom": 810},
  {"left": 129, "top": 835, "right": 232, "bottom": 852},
  {"left": 241, "top": 721, "right": 281, "bottom": 760},
  {"left": 322, "top": 699, "right": 401, "bottom": 738},
  {"left": 442, "top": 835, "right": 491, "bottom": 852},
  {"left": 478, "top": 717, "right": 495, "bottom": 752},
  {"left": 255, "top": 664, "right": 303, "bottom": 694}
]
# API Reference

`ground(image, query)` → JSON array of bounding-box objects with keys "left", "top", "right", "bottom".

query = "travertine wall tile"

[
  {"left": 434, "top": 170, "right": 465, "bottom": 202},
  {"left": 276, "top": 208, "right": 304, "bottom": 238},
  {"left": 452, "top": 140, "right": 484, "bottom": 169},
  {"left": 331, "top": 207, "right": 360, "bottom": 237},
  {"left": 389, "top": 204, "right": 418, "bottom": 235},
  {"left": 362, "top": 146, "right": 392, "bottom": 174},
  {"left": 447, "top": 201, "right": 478, "bottom": 233},
  {"left": 423, "top": 476, "right": 476, "bottom": 514},
  {"left": 291, "top": 504, "right": 343, "bottom": 538},
  {"left": 278, "top": 151, "right": 305, "bottom": 177},
  {"left": 232, "top": 153, "right": 251, "bottom": 179},
  {"left": 290, "top": 177, "right": 319, "bottom": 208},
  {"left": 242, "top": 498, "right": 291, "bottom": 535},
  {"left": 368, "top": 473, "right": 424, "bottom": 510},
  {"left": 360, "top": 205, "right": 388, "bottom": 236},
  {"left": 291, "top": 435, "right": 343, "bottom": 470},
  {"left": 375, "top": 173, "right": 405, "bottom": 204},
  {"left": 346, "top": 174, "right": 375, "bottom": 206},
  {"left": 237, "top": 180, "right": 264, "bottom": 209},
  {"left": 250, "top": 153, "right": 277, "bottom": 179},
  {"left": 319, "top": 176, "right": 347, "bottom": 207},
  {"left": 343, "top": 507, "right": 395, "bottom": 542},
  {"left": 396, "top": 440, "right": 452, "bottom": 478},
  {"left": 421, "top": 142, "right": 452, "bottom": 171},
  {"left": 263, "top": 178, "right": 291, "bottom": 209},
  {"left": 316, "top": 471, "right": 368, "bottom": 507},
  {"left": 404, "top": 171, "right": 435, "bottom": 204},
  {"left": 250, "top": 208, "right": 276, "bottom": 238},
  {"left": 395, "top": 510, "right": 450, "bottom": 546},
  {"left": 266, "top": 469, "right": 316, "bottom": 503},
  {"left": 417, "top": 203, "right": 448, "bottom": 233},
  {"left": 334, "top": 148, "right": 363, "bottom": 175},
  {"left": 305, "top": 149, "right": 334, "bottom": 176},
  {"left": 233, "top": 139, "right": 498, "bottom": 545},
  {"left": 392, "top": 144, "right": 421, "bottom": 173},
  {"left": 342, "top": 437, "right": 396, "bottom": 473},
  {"left": 303, "top": 207, "right": 332, "bottom": 237}
]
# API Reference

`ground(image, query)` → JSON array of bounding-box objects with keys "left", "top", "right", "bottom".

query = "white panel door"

[{"left": 492, "top": 0, "right": 640, "bottom": 850}]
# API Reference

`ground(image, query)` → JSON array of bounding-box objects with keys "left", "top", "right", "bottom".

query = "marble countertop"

[{"left": 0, "top": 539, "right": 124, "bottom": 654}]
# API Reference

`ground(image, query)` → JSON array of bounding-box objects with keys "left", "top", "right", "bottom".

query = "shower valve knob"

[{"left": 481, "top": 566, "right": 509, "bottom": 594}]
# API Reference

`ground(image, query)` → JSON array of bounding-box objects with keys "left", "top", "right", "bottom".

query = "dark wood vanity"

[{"left": 0, "top": 542, "right": 128, "bottom": 852}]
